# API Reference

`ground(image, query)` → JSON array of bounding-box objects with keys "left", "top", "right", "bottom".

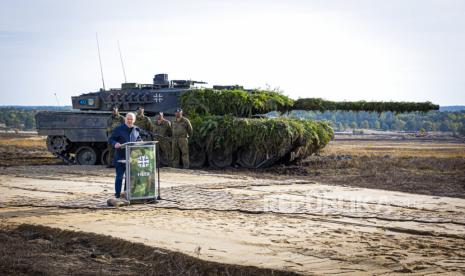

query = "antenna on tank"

[
  {"left": 117, "top": 40, "right": 127, "bottom": 83},
  {"left": 95, "top": 33, "right": 106, "bottom": 90}
]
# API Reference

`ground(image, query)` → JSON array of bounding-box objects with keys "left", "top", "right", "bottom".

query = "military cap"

[{"left": 175, "top": 108, "right": 183, "bottom": 112}]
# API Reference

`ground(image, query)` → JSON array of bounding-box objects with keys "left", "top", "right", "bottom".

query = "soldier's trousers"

[
  {"left": 158, "top": 140, "right": 171, "bottom": 166},
  {"left": 172, "top": 137, "right": 189, "bottom": 169}
]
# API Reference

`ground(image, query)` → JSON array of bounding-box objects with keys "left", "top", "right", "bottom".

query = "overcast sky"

[{"left": 1, "top": 0, "right": 464, "bottom": 106}]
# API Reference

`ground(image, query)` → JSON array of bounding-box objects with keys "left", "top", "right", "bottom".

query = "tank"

[{"left": 36, "top": 73, "right": 439, "bottom": 168}]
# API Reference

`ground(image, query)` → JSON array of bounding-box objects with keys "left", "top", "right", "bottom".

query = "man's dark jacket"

[{"left": 108, "top": 124, "right": 142, "bottom": 165}]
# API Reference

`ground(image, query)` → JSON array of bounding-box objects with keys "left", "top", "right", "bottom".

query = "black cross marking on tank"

[{"left": 153, "top": 93, "right": 164, "bottom": 103}]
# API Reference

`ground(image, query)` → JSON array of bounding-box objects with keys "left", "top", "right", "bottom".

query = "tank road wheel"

[
  {"left": 237, "top": 147, "right": 273, "bottom": 169},
  {"left": 189, "top": 142, "right": 206, "bottom": 168},
  {"left": 76, "top": 146, "right": 98, "bottom": 165},
  {"left": 100, "top": 148, "right": 110, "bottom": 166},
  {"left": 284, "top": 147, "right": 306, "bottom": 163},
  {"left": 208, "top": 148, "right": 233, "bottom": 169},
  {"left": 46, "top": 136, "right": 69, "bottom": 154}
]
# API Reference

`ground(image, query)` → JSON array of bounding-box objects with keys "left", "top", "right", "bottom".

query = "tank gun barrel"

[
  {"left": 181, "top": 89, "right": 440, "bottom": 117},
  {"left": 171, "top": 80, "right": 207, "bottom": 88},
  {"left": 293, "top": 98, "right": 439, "bottom": 113}
]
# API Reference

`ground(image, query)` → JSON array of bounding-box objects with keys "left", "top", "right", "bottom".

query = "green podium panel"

[{"left": 124, "top": 141, "right": 158, "bottom": 201}]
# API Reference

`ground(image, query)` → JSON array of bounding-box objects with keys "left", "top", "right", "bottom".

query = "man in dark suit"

[{"left": 108, "top": 112, "right": 142, "bottom": 198}]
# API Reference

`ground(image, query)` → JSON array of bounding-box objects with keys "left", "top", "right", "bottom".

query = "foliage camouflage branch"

[
  {"left": 293, "top": 98, "right": 439, "bottom": 113},
  {"left": 180, "top": 89, "right": 294, "bottom": 117},
  {"left": 188, "top": 115, "right": 333, "bottom": 165},
  {"left": 181, "top": 89, "right": 439, "bottom": 117}
]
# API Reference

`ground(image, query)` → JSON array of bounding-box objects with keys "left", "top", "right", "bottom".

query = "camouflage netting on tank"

[
  {"left": 180, "top": 89, "right": 334, "bottom": 167},
  {"left": 179, "top": 88, "right": 436, "bottom": 168},
  {"left": 180, "top": 89, "right": 294, "bottom": 117},
  {"left": 293, "top": 98, "right": 439, "bottom": 113},
  {"left": 181, "top": 89, "right": 439, "bottom": 116},
  {"left": 188, "top": 115, "right": 333, "bottom": 168}
]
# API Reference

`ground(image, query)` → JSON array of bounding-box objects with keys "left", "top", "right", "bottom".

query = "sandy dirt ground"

[
  {"left": 1, "top": 165, "right": 465, "bottom": 275},
  {"left": 1, "top": 134, "right": 465, "bottom": 275}
]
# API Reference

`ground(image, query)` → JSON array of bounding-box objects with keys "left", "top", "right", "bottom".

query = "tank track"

[
  {"left": 46, "top": 136, "right": 75, "bottom": 165},
  {"left": 52, "top": 151, "right": 75, "bottom": 164}
]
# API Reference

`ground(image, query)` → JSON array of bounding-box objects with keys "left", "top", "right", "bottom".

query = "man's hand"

[{"left": 115, "top": 143, "right": 121, "bottom": 149}]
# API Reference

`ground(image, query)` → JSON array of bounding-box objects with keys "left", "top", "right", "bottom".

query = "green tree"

[
  {"left": 24, "top": 115, "right": 35, "bottom": 130},
  {"left": 423, "top": 121, "right": 433, "bottom": 131},
  {"left": 458, "top": 123, "right": 465, "bottom": 136},
  {"left": 449, "top": 122, "right": 459, "bottom": 135},
  {"left": 405, "top": 119, "right": 417, "bottom": 130},
  {"left": 381, "top": 121, "right": 389, "bottom": 130},
  {"left": 361, "top": 120, "right": 369, "bottom": 129},
  {"left": 393, "top": 119, "right": 406, "bottom": 131}
]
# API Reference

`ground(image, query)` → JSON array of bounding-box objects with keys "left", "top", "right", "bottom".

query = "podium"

[{"left": 121, "top": 141, "right": 160, "bottom": 202}]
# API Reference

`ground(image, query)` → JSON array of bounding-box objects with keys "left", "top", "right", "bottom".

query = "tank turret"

[{"left": 71, "top": 73, "right": 206, "bottom": 115}]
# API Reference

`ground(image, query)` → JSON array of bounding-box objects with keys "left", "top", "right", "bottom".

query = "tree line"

[
  {"left": 1, "top": 106, "right": 465, "bottom": 136},
  {"left": 290, "top": 110, "right": 465, "bottom": 135},
  {"left": 0, "top": 107, "right": 70, "bottom": 130}
]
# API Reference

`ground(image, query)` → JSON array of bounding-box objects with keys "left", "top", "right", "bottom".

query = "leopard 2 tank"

[{"left": 36, "top": 73, "right": 439, "bottom": 168}]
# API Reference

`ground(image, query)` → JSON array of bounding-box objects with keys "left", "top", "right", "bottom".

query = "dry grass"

[
  {"left": 0, "top": 136, "right": 58, "bottom": 166},
  {"left": 1, "top": 134, "right": 465, "bottom": 198},
  {"left": 251, "top": 138, "right": 465, "bottom": 199},
  {"left": 302, "top": 139, "right": 465, "bottom": 198},
  {"left": 0, "top": 136, "right": 46, "bottom": 148},
  {"left": 324, "top": 140, "right": 465, "bottom": 158}
]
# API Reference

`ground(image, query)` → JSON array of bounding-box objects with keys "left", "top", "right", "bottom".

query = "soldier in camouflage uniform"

[
  {"left": 171, "top": 108, "right": 193, "bottom": 169},
  {"left": 106, "top": 107, "right": 124, "bottom": 167},
  {"left": 153, "top": 112, "right": 172, "bottom": 166},
  {"left": 136, "top": 106, "right": 154, "bottom": 140}
]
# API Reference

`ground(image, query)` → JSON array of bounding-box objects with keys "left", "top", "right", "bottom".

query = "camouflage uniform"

[
  {"left": 136, "top": 114, "right": 154, "bottom": 140},
  {"left": 171, "top": 117, "right": 193, "bottom": 168},
  {"left": 153, "top": 119, "right": 172, "bottom": 166},
  {"left": 106, "top": 114, "right": 124, "bottom": 166}
]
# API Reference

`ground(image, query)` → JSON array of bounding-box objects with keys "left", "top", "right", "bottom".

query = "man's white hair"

[{"left": 126, "top": 112, "right": 136, "bottom": 119}]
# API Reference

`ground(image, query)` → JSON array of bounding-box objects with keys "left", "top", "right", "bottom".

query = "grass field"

[
  {"left": 1, "top": 133, "right": 464, "bottom": 198},
  {"left": 325, "top": 140, "right": 465, "bottom": 158},
  {"left": 0, "top": 136, "right": 46, "bottom": 148},
  {"left": 0, "top": 135, "right": 59, "bottom": 166}
]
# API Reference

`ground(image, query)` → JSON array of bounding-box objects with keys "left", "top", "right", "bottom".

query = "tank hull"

[
  {"left": 36, "top": 111, "right": 110, "bottom": 165},
  {"left": 187, "top": 116, "right": 334, "bottom": 169},
  {"left": 36, "top": 111, "right": 334, "bottom": 168}
]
